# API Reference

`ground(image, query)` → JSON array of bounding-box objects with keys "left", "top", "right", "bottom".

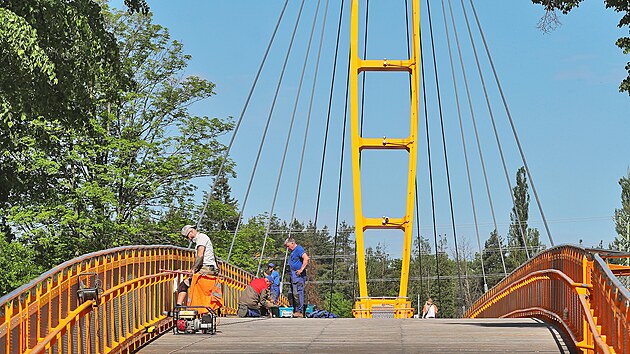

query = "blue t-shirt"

[
  {"left": 270, "top": 270, "right": 280, "bottom": 287},
  {"left": 289, "top": 245, "right": 305, "bottom": 271}
]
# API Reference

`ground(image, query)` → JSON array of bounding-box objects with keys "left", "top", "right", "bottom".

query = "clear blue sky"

[{"left": 114, "top": 1, "right": 630, "bottom": 257}]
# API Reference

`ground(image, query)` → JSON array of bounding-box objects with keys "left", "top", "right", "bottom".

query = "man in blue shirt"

[{"left": 285, "top": 237, "right": 309, "bottom": 318}]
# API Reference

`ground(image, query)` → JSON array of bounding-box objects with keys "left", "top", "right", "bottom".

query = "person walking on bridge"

[
  {"left": 285, "top": 237, "right": 309, "bottom": 318},
  {"left": 422, "top": 297, "right": 438, "bottom": 319},
  {"left": 176, "top": 225, "right": 220, "bottom": 306}
]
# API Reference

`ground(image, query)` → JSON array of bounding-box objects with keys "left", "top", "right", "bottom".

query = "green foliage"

[
  {"left": 0, "top": 232, "right": 44, "bottom": 297},
  {"left": 0, "top": 3, "right": 235, "bottom": 294},
  {"left": 0, "top": 0, "right": 131, "bottom": 211},
  {"left": 531, "top": 0, "right": 630, "bottom": 95},
  {"left": 482, "top": 229, "right": 508, "bottom": 289},
  {"left": 612, "top": 171, "right": 630, "bottom": 252},
  {"left": 507, "top": 167, "right": 545, "bottom": 267},
  {"left": 321, "top": 291, "right": 353, "bottom": 318}
]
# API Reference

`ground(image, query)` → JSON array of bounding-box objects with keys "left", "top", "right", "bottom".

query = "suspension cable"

[
  {"left": 420, "top": 0, "right": 442, "bottom": 304},
  {"left": 404, "top": 0, "right": 425, "bottom": 301},
  {"left": 227, "top": 0, "right": 307, "bottom": 262},
  {"left": 194, "top": 0, "right": 289, "bottom": 231},
  {"left": 426, "top": 0, "right": 465, "bottom": 314},
  {"left": 288, "top": 0, "right": 331, "bottom": 239},
  {"left": 324, "top": 0, "right": 347, "bottom": 311},
  {"left": 359, "top": 0, "right": 370, "bottom": 139},
  {"left": 458, "top": 0, "right": 531, "bottom": 260},
  {"left": 467, "top": 0, "right": 554, "bottom": 247},
  {"left": 256, "top": 0, "right": 324, "bottom": 277},
  {"left": 440, "top": 0, "right": 487, "bottom": 292},
  {"left": 447, "top": 0, "right": 506, "bottom": 276}
]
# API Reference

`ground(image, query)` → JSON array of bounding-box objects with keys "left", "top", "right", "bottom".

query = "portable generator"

[{"left": 164, "top": 306, "right": 217, "bottom": 334}]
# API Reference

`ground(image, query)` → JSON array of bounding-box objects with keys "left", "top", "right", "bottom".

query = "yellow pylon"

[{"left": 349, "top": 0, "right": 421, "bottom": 319}]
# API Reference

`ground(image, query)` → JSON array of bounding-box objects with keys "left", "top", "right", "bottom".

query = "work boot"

[{"left": 293, "top": 312, "right": 303, "bottom": 318}]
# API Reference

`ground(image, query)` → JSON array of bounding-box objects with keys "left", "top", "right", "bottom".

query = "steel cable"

[
  {"left": 324, "top": 0, "right": 348, "bottom": 311},
  {"left": 195, "top": 0, "right": 290, "bottom": 233},
  {"left": 441, "top": 0, "right": 488, "bottom": 292},
  {"left": 467, "top": 0, "right": 554, "bottom": 247},
  {"left": 426, "top": 0, "right": 465, "bottom": 315},
  {"left": 458, "top": 0, "right": 531, "bottom": 260},
  {"left": 404, "top": 0, "right": 425, "bottom": 301},
  {"left": 256, "top": 0, "right": 324, "bottom": 277},
  {"left": 419, "top": 0, "right": 442, "bottom": 306},
  {"left": 227, "top": 0, "right": 307, "bottom": 262}
]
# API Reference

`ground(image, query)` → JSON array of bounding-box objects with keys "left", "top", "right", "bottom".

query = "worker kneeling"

[{"left": 238, "top": 276, "right": 274, "bottom": 317}]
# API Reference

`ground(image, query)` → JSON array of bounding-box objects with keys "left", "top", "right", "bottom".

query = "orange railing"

[
  {"left": 591, "top": 253, "right": 630, "bottom": 353},
  {"left": 0, "top": 245, "right": 272, "bottom": 353},
  {"left": 465, "top": 245, "right": 630, "bottom": 354}
]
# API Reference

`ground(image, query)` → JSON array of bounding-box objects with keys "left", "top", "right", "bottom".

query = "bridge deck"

[{"left": 139, "top": 317, "right": 572, "bottom": 353}]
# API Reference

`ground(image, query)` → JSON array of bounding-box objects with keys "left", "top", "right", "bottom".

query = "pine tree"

[
  {"left": 507, "top": 167, "right": 545, "bottom": 270},
  {"left": 613, "top": 171, "right": 630, "bottom": 254}
]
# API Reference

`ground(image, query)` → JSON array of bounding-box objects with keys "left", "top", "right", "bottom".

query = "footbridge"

[
  {"left": 1, "top": 244, "right": 629, "bottom": 353},
  {"left": 2, "top": 0, "right": 629, "bottom": 353}
]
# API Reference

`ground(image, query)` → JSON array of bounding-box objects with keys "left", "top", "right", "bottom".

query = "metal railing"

[
  {"left": 465, "top": 245, "right": 630, "bottom": 353},
  {"left": 0, "top": 245, "right": 277, "bottom": 353}
]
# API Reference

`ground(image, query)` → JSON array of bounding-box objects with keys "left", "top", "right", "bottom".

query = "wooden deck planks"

[{"left": 138, "top": 317, "right": 573, "bottom": 353}]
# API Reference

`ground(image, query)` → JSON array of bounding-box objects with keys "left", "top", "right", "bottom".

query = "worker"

[
  {"left": 237, "top": 276, "right": 274, "bottom": 317},
  {"left": 422, "top": 297, "right": 438, "bottom": 319},
  {"left": 267, "top": 262, "right": 280, "bottom": 302},
  {"left": 176, "top": 224, "right": 220, "bottom": 306},
  {"left": 285, "top": 237, "right": 309, "bottom": 318}
]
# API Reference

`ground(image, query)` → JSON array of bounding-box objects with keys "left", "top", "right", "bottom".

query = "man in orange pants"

[{"left": 177, "top": 225, "right": 220, "bottom": 306}]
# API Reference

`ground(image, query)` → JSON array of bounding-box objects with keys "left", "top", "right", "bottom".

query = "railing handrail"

[
  {"left": 592, "top": 253, "right": 630, "bottom": 301},
  {"left": 0, "top": 244, "right": 255, "bottom": 307},
  {"left": 0, "top": 245, "right": 189, "bottom": 305}
]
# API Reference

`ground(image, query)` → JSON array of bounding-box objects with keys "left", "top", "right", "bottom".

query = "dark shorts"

[{"left": 177, "top": 278, "right": 191, "bottom": 293}]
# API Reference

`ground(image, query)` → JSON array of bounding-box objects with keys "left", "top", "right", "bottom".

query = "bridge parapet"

[
  {"left": 465, "top": 245, "right": 628, "bottom": 354},
  {"left": 0, "top": 245, "right": 262, "bottom": 354}
]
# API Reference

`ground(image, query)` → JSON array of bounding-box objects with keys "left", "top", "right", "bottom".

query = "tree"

[
  {"left": 2, "top": 5, "right": 235, "bottom": 272},
  {"left": 0, "top": 233, "right": 44, "bottom": 297},
  {"left": 532, "top": 0, "right": 630, "bottom": 95},
  {"left": 507, "top": 167, "right": 545, "bottom": 268},
  {"left": 0, "top": 0, "right": 132, "bottom": 221},
  {"left": 482, "top": 229, "right": 508, "bottom": 289},
  {"left": 612, "top": 170, "right": 630, "bottom": 253}
]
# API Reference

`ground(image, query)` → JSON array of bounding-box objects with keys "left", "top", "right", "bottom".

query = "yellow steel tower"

[{"left": 350, "top": 0, "right": 421, "bottom": 318}]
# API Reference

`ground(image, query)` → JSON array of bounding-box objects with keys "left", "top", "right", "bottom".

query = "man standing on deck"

[
  {"left": 285, "top": 237, "right": 309, "bottom": 318},
  {"left": 176, "top": 225, "right": 219, "bottom": 306}
]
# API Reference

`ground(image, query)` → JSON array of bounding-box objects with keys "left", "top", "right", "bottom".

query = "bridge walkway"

[{"left": 138, "top": 317, "right": 572, "bottom": 353}]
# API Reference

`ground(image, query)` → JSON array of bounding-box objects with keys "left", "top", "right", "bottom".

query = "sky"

[{"left": 113, "top": 1, "right": 630, "bottom": 258}]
